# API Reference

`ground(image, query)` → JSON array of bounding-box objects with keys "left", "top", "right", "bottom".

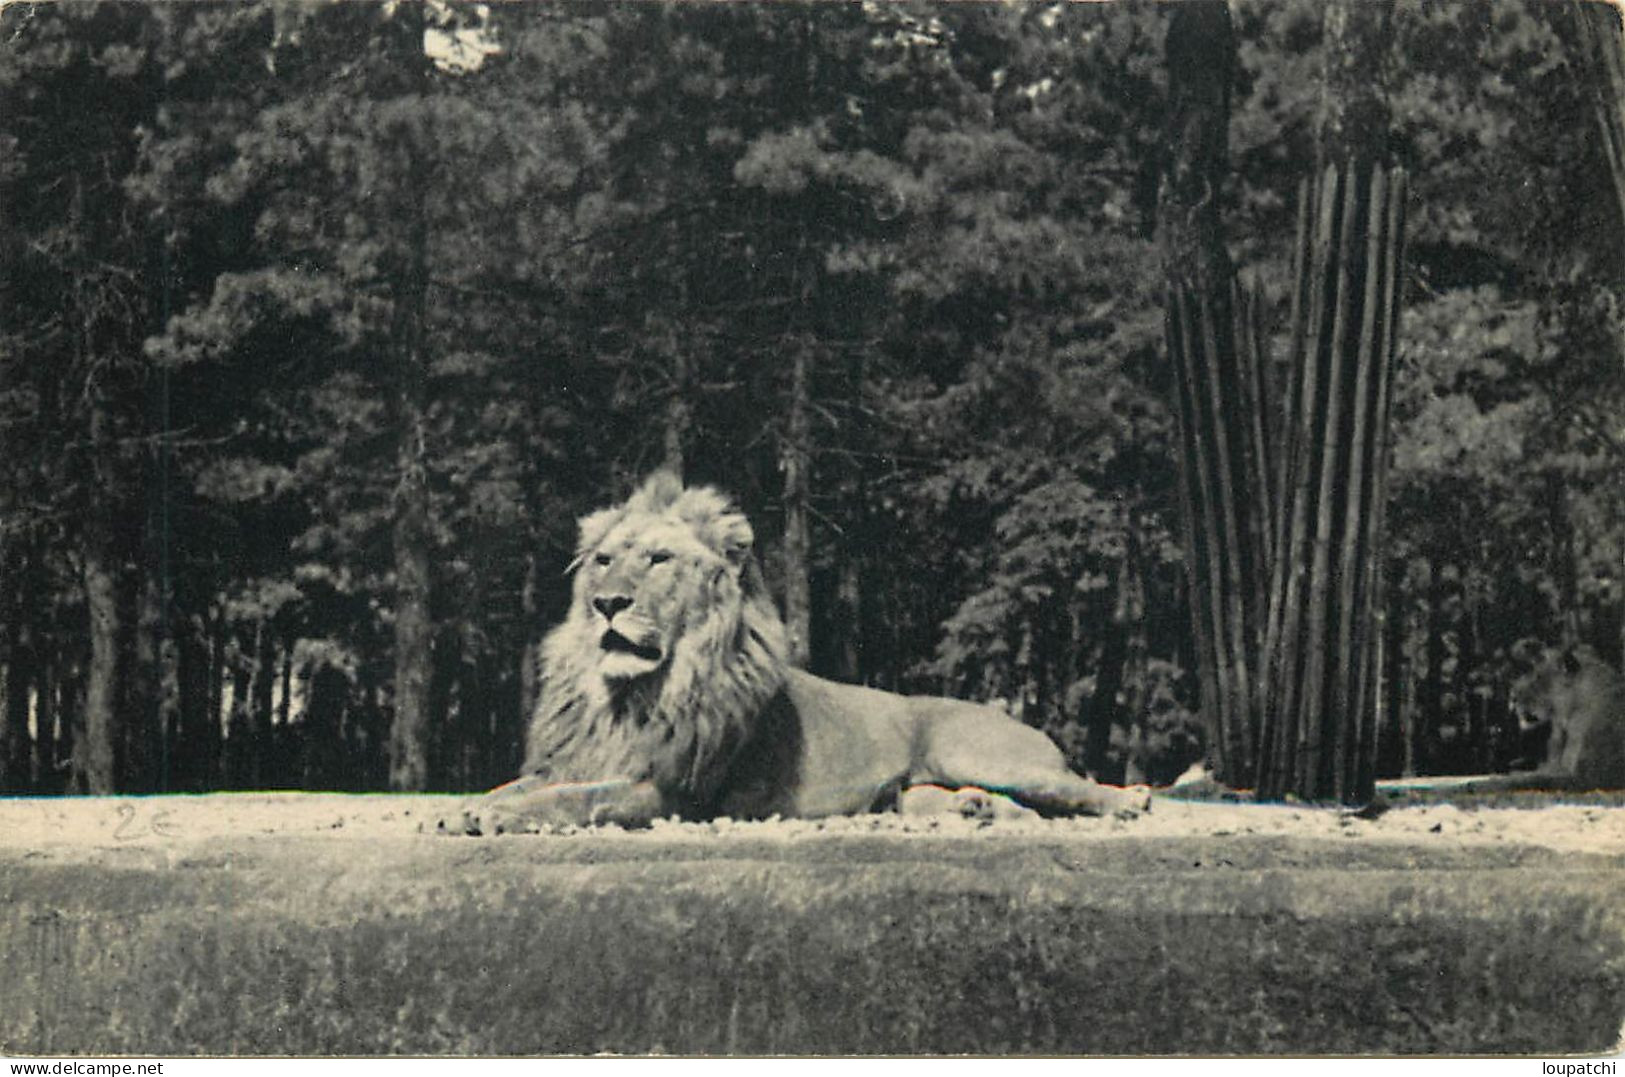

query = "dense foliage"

[{"left": 1, "top": 0, "right": 1620, "bottom": 794}]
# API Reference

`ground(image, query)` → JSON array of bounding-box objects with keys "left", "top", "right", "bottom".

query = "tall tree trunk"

[
  {"left": 305, "top": 665, "right": 346, "bottom": 791},
  {"left": 0, "top": 640, "right": 29, "bottom": 794},
  {"left": 1451, "top": 597, "right": 1475, "bottom": 775},
  {"left": 776, "top": 15, "right": 824, "bottom": 672},
  {"left": 206, "top": 602, "right": 226, "bottom": 788},
  {"left": 127, "top": 553, "right": 166, "bottom": 793},
  {"left": 664, "top": 347, "right": 690, "bottom": 480},
  {"left": 1117, "top": 532, "right": 1152, "bottom": 784},
  {"left": 781, "top": 343, "right": 813, "bottom": 668},
  {"left": 1398, "top": 586, "right": 1419, "bottom": 779},
  {"left": 389, "top": 306, "right": 434, "bottom": 790},
  {"left": 132, "top": 313, "right": 174, "bottom": 793},
  {"left": 1157, "top": 0, "right": 1266, "bottom": 786},
  {"left": 275, "top": 641, "right": 291, "bottom": 729},
  {"left": 427, "top": 623, "right": 460, "bottom": 790},
  {"left": 518, "top": 550, "right": 541, "bottom": 733},
  {"left": 1378, "top": 572, "right": 1406, "bottom": 779},
  {"left": 1589, "top": 0, "right": 1625, "bottom": 672},
  {"left": 1575, "top": 1, "right": 1625, "bottom": 235},
  {"left": 275, "top": 642, "right": 295, "bottom": 788},
  {"left": 387, "top": 0, "right": 435, "bottom": 791},
  {"left": 249, "top": 621, "right": 275, "bottom": 788},
  {"left": 1462, "top": 596, "right": 1483, "bottom": 773},
  {"left": 1419, "top": 560, "right": 1445, "bottom": 776},
  {"left": 54, "top": 658, "right": 76, "bottom": 794},
  {"left": 0, "top": 541, "right": 31, "bottom": 792},
  {"left": 157, "top": 626, "right": 180, "bottom": 792},
  {"left": 33, "top": 655, "right": 55, "bottom": 791},
  {"left": 73, "top": 161, "right": 121, "bottom": 796},
  {"left": 835, "top": 557, "right": 862, "bottom": 682},
  {"left": 175, "top": 614, "right": 208, "bottom": 792},
  {"left": 1550, "top": 485, "right": 1582, "bottom": 654},
  {"left": 226, "top": 634, "right": 253, "bottom": 789},
  {"left": 80, "top": 409, "right": 123, "bottom": 795},
  {"left": 1085, "top": 532, "right": 1147, "bottom": 785},
  {"left": 833, "top": 347, "right": 870, "bottom": 683}
]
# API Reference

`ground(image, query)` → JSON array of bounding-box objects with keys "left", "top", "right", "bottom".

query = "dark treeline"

[{"left": 0, "top": 1, "right": 1620, "bottom": 795}]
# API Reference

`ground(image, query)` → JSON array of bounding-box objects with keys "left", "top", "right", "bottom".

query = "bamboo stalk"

[
  {"left": 1297, "top": 162, "right": 1360, "bottom": 798},
  {"left": 1331, "top": 163, "right": 1388, "bottom": 801},
  {"left": 1248, "top": 281, "right": 1279, "bottom": 536},
  {"left": 1576, "top": 3, "right": 1625, "bottom": 239},
  {"left": 1345, "top": 166, "right": 1393, "bottom": 799},
  {"left": 1231, "top": 277, "right": 1258, "bottom": 539},
  {"left": 1356, "top": 166, "right": 1408, "bottom": 794},
  {"left": 1198, "top": 287, "right": 1256, "bottom": 775},
  {"left": 1349, "top": 166, "right": 1402, "bottom": 798},
  {"left": 1234, "top": 278, "right": 1277, "bottom": 704},
  {"left": 1246, "top": 282, "right": 1278, "bottom": 663},
  {"left": 1167, "top": 288, "right": 1228, "bottom": 779},
  {"left": 1182, "top": 287, "right": 1238, "bottom": 779},
  {"left": 1258, "top": 176, "right": 1316, "bottom": 790},
  {"left": 1264, "top": 163, "right": 1338, "bottom": 795},
  {"left": 1233, "top": 278, "right": 1274, "bottom": 591},
  {"left": 1275, "top": 174, "right": 1314, "bottom": 565}
]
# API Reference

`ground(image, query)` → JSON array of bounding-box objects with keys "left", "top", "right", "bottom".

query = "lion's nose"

[{"left": 593, "top": 594, "right": 633, "bottom": 620}]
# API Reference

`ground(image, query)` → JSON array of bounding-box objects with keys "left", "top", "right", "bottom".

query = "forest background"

[{"left": 1, "top": 0, "right": 1620, "bottom": 796}]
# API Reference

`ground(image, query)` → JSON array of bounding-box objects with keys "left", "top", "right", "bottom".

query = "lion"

[
  {"left": 1513, "top": 649, "right": 1625, "bottom": 789},
  {"left": 446, "top": 472, "right": 1150, "bottom": 835}
]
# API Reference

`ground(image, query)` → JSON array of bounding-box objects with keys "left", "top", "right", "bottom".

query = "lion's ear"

[
  {"left": 715, "top": 512, "right": 754, "bottom": 568},
  {"left": 665, "top": 481, "right": 753, "bottom": 568}
]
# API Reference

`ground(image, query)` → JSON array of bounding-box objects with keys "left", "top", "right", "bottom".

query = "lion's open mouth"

[{"left": 600, "top": 628, "right": 662, "bottom": 664}]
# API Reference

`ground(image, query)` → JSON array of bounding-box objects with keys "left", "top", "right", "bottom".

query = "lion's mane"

[{"left": 522, "top": 473, "right": 789, "bottom": 809}]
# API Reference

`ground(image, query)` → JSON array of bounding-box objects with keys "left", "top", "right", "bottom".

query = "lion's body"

[
  {"left": 1519, "top": 654, "right": 1625, "bottom": 789},
  {"left": 712, "top": 669, "right": 1099, "bottom": 820},
  {"left": 452, "top": 473, "right": 1146, "bottom": 834}
]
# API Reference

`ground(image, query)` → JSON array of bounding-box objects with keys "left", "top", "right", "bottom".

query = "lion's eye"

[
  {"left": 649, "top": 551, "right": 672, "bottom": 566},
  {"left": 594, "top": 552, "right": 612, "bottom": 567}
]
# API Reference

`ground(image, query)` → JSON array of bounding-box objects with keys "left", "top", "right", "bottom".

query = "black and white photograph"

[{"left": 1, "top": 0, "right": 1623, "bottom": 1060}]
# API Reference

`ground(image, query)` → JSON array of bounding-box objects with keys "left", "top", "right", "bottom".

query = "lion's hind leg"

[{"left": 920, "top": 710, "right": 1151, "bottom": 820}]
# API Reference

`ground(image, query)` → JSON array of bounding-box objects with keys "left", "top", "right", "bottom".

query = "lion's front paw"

[
  {"left": 1108, "top": 784, "right": 1153, "bottom": 821},
  {"left": 953, "top": 786, "right": 1039, "bottom": 823},
  {"left": 434, "top": 804, "right": 478, "bottom": 836},
  {"left": 435, "top": 798, "right": 523, "bottom": 837},
  {"left": 436, "top": 777, "right": 666, "bottom": 835}
]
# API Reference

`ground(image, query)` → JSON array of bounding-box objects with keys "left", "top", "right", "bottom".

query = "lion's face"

[
  {"left": 550, "top": 472, "right": 765, "bottom": 692},
  {"left": 577, "top": 516, "right": 739, "bottom": 683},
  {"left": 526, "top": 472, "right": 788, "bottom": 789}
]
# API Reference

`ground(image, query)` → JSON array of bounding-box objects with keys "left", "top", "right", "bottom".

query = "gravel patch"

[{"left": 3, "top": 792, "right": 1621, "bottom": 856}]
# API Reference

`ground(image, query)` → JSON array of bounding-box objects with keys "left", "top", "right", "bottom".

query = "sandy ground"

[{"left": 2, "top": 790, "right": 1622, "bottom": 856}]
